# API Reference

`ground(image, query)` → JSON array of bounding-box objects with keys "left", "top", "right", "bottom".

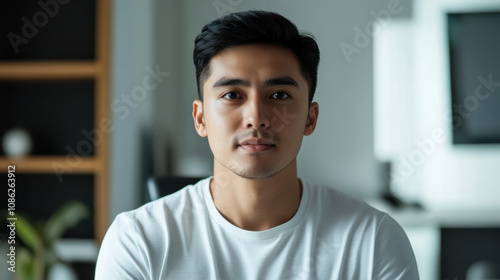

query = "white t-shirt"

[{"left": 95, "top": 177, "right": 419, "bottom": 279}]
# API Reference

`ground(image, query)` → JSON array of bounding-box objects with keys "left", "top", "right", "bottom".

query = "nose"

[{"left": 243, "top": 96, "right": 271, "bottom": 129}]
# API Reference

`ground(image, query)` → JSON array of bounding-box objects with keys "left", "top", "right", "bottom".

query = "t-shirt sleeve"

[
  {"left": 372, "top": 214, "right": 420, "bottom": 280},
  {"left": 95, "top": 213, "right": 151, "bottom": 280}
]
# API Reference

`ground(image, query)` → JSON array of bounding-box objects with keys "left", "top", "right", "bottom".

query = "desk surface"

[{"left": 365, "top": 199, "right": 500, "bottom": 228}]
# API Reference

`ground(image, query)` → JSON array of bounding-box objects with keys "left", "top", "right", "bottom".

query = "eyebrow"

[
  {"left": 213, "top": 78, "right": 250, "bottom": 88},
  {"left": 263, "top": 76, "right": 299, "bottom": 87},
  {"left": 212, "top": 76, "right": 299, "bottom": 88}
]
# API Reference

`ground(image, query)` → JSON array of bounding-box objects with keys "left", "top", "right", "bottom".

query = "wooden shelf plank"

[
  {"left": 0, "top": 156, "right": 98, "bottom": 173},
  {"left": 0, "top": 61, "right": 97, "bottom": 80},
  {"left": 95, "top": 0, "right": 111, "bottom": 243}
]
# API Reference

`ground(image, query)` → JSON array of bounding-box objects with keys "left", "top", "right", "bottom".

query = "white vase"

[
  {"left": 47, "top": 263, "right": 77, "bottom": 280},
  {"left": 2, "top": 128, "right": 32, "bottom": 157}
]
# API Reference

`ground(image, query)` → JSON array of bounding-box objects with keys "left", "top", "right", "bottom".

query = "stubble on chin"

[{"left": 214, "top": 155, "right": 294, "bottom": 180}]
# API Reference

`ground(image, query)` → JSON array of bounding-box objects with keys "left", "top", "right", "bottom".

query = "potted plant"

[{"left": 14, "top": 201, "right": 89, "bottom": 280}]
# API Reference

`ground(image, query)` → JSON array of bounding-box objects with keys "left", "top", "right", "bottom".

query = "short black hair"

[{"left": 193, "top": 10, "right": 320, "bottom": 103}]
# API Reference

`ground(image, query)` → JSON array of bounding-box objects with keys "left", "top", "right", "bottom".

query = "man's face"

[{"left": 193, "top": 44, "right": 318, "bottom": 180}]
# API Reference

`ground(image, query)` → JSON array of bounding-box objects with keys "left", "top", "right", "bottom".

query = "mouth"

[
  {"left": 238, "top": 138, "right": 275, "bottom": 152},
  {"left": 239, "top": 144, "right": 275, "bottom": 152}
]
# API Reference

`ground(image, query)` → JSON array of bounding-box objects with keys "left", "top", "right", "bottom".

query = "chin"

[{"left": 232, "top": 165, "right": 284, "bottom": 180}]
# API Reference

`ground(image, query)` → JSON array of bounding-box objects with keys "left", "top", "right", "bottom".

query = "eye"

[
  {"left": 222, "top": 92, "right": 241, "bottom": 99},
  {"left": 272, "top": 91, "right": 290, "bottom": 100}
]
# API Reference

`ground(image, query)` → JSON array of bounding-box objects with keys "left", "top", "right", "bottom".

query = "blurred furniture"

[
  {"left": 441, "top": 228, "right": 500, "bottom": 280},
  {"left": 147, "top": 176, "right": 205, "bottom": 201},
  {"left": 367, "top": 199, "right": 500, "bottom": 280},
  {"left": 466, "top": 259, "right": 500, "bottom": 280}
]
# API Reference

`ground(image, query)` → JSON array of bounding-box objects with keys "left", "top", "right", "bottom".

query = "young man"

[{"left": 96, "top": 11, "right": 419, "bottom": 279}]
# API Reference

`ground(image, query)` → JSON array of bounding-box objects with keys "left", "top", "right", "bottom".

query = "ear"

[
  {"left": 193, "top": 99, "right": 207, "bottom": 137},
  {"left": 304, "top": 102, "right": 319, "bottom": 136}
]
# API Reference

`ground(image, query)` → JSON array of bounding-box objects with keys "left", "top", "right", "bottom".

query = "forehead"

[{"left": 205, "top": 44, "right": 305, "bottom": 87}]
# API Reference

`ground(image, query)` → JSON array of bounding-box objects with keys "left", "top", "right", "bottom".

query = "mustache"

[{"left": 233, "top": 131, "right": 280, "bottom": 146}]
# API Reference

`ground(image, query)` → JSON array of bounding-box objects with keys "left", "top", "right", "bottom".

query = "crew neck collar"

[{"left": 202, "top": 176, "right": 310, "bottom": 241}]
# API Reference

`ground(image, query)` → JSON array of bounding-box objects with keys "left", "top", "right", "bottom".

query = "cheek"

[
  {"left": 285, "top": 120, "right": 307, "bottom": 143},
  {"left": 272, "top": 104, "right": 308, "bottom": 134},
  {"left": 204, "top": 103, "right": 239, "bottom": 136}
]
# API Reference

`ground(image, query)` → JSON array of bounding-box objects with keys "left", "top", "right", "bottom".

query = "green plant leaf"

[
  {"left": 44, "top": 201, "right": 89, "bottom": 243},
  {"left": 16, "top": 215, "right": 43, "bottom": 253},
  {"left": 44, "top": 246, "right": 59, "bottom": 267},
  {"left": 17, "top": 247, "right": 35, "bottom": 280}
]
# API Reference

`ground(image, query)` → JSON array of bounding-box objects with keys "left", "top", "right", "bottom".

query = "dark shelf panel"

[
  {"left": 72, "top": 261, "right": 97, "bottom": 280},
  {"left": 441, "top": 227, "right": 500, "bottom": 279},
  {"left": 0, "top": 0, "right": 96, "bottom": 60},
  {"left": 0, "top": 173, "right": 95, "bottom": 239},
  {"left": 0, "top": 80, "right": 95, "bottom": 156}
]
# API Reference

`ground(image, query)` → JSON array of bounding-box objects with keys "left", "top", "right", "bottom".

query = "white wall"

[
  {"left": 152, "top": 0, "right": 413, "bottom": 197},
  {"left": 108, "top": 0, "right": 155, "bottom": 219}
]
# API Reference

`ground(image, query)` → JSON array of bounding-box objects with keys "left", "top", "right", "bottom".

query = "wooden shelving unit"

[
  {"left": 0, "top": 61, "right": 98, "bottom": 80},
  {"left": 0, "top": 0, "right": 110, "bottom": 242},
  {"left": 0, "top": 156, "right": 98, "bottom": 173}
]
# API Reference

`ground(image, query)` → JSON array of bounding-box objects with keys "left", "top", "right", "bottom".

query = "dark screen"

[{"left": 448, "top": 12, "right": 500, "bottom": 144}]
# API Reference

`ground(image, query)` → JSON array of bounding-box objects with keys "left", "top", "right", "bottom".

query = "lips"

[
  {"left": 239, "top": 144, "right": 274, "bottom": 152},
  {"left": 240, "top": 138, "right": 274, "bottom": 145},
  {"left": 239, "top": 138, "right": 275, "bottom": 152}
]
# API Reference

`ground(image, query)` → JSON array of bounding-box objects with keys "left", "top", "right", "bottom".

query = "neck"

[{"left": 209, "top": 158, "right": 302, "bottom": 231}]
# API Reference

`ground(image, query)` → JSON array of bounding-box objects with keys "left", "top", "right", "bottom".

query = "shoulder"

[
  {"left": 95, "top": 177, "right": 211, "bottom": 279},
  {"left": 124, "top": 176, "right": 210, "bottom": 226},
  {"left": 111, "top": 176, "right": 211, "bottom": 243},
  {"left": 304, "top": 181, "right": 419, "bottom": 279},
  {"left": 305, "top": 181, "right": 411, "bottom": 240},
  {"left": 305, "top": 181, "right": 387, "bottom": 224}
]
